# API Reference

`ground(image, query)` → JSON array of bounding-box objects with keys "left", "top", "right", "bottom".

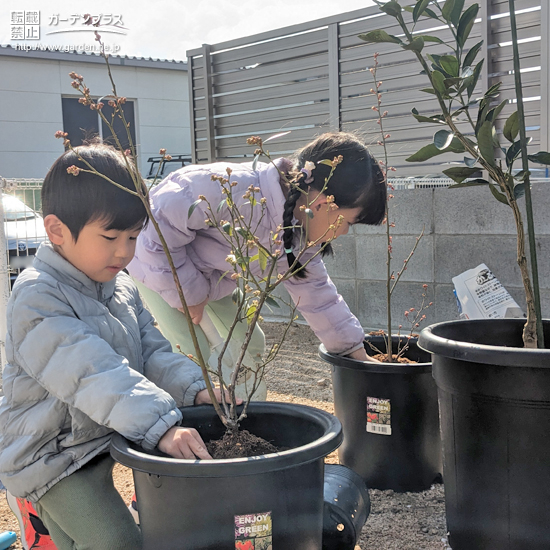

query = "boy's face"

[{"left": 49, "top": 218, "right": 141, "bottom": 283}]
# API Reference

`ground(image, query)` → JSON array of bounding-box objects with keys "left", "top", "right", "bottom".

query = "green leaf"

[
  {"left": 305, "top": 208, "right": 314, "bottom": 219},
  {"left": 505, "top": 140, "right": 522, "bottom": 168},
  {"left": 477, "top": 120, "right": 496, "bottom": 166},
  {"left": 431, "top": 70, "right": 447, "bottom": 95},
  {"left": 265, "top": 296, "right": 280, "bottom": 309},
  {"left": 246, "top": 304, "right": 257, "bottom": 324},
  {"left": 466, "top": 59, "right": 484, "bottom": 98},
  {"left": 222, "top": 222, "right": 232, "bottom": 235},
  {"left": 514, "top": 183, "right": 525, "bottom": 199},
  {"left": 441, "top": 0, "right": 456, "bottom": 23},
  {"left": 449, "top": 178, "right": 489, "bottom": 188},
  {"left": 486, "top": 99, "right": 507, "bottom": 122},
  {"left": 463, "top": 40, "right": 483, "bottom": 69},
  {"left": 527, "top": 151, "right": 550, "bottom": 165},
  {"left": 252, "top": 153, "right": 260, "bottom": 171},
  {"left": 434, "top": 129, "right": 454, "bottom": 150},
  {"left": 457, "top": 4, "right": 479, "bottom": 49},
  {"left": 379, "top": 0, "right": 402, "bottom": 17},
  {"left": 258, "top": 247, "right": 270, "bottom": 272},
  {"left": 464, "top": 156, "right": 477, "bottom": 167},
  {"left": 488, "top": 182, "right": 510, "bottom": 206},
  {"left": 420, "top": 35, "right": 445, "bottom": 44},
  {"left": 187, "top": 199, "right": 202, "bottom": 219},
  {"left": 411, "top": 108, "right": 445, "bottom": 124},
  {"left": 503, "top": 111, "right": 519, "bottom": 143},
  {"left": 217, "top": 199, "right": 227, "bottom": 213},
  {"left": 402, "top": 36, "right": 425, "bottom": 52},
  {"left": 442, "top": 166, "right": 481, "bottom": 183},
  {"left": 359, "top": 30, "right": 403, "bottom": 45},
  {"left": 232, "top": 287, "right": 243, "bottom": 304},
  {"left": 406, "top": 137, "right": 465, "bottom": 162},
  {"left": 413, "top": 0, "right": 433, "bottom": 22},
  {"left": 318, "top": 159, "right": 334, "bottom": 166},
  {"left": 420, "top": 87, "right": 437, "bottom": 95},
  {"left": 439, "top": 55, "right": 459, "bottom": 77}
]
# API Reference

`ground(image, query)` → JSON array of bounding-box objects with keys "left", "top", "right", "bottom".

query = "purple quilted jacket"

[{"left": 128, "top": 158, "right": 364, "bottom": 355}]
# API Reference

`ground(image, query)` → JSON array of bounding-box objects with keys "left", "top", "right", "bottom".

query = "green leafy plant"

[
  {"left": 361, "top": 0, "right": 547, "bottom": 348},
  {"left": 58, "top": 35, "right": 346, "bottom": 436}
]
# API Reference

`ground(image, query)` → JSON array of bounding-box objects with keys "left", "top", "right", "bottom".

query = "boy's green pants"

[{"left": 35, "top": 454, "right": 141, "bottom": 550}]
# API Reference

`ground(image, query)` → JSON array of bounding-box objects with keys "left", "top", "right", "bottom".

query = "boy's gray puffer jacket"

[{"left": 0, "top": 243, "right": 207, "bottom": 502}]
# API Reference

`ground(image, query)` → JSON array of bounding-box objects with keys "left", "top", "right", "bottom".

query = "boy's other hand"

[
  {"left": 194, "top": 388, "right": 243, "bottom": 406},
  {"left": 158, "top": 426, "right": 212, "bottom": 460}
]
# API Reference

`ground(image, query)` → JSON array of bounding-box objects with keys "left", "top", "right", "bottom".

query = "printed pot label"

[
  {"left": 367, "top": 396, "right": 392, "bottom": 435},
  {"left": 235, "top": 511, "right": 272, "bottom": 549}
]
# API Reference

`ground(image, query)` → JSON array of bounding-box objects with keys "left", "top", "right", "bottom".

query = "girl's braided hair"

[{"left": 282, "top": 132, "right": 386, "bottom": 278}]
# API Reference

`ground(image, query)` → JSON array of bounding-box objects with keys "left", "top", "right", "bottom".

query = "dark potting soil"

[{"left": 207, "top": 429, "right": 279, "bottom": 459}]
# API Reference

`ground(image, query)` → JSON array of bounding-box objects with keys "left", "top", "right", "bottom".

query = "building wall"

[
  {"left": 271, "top": 184, "right": 550, "bottom": 331},
  {"left": 0, "top": 51, "right": 190, "bottom": 179}
]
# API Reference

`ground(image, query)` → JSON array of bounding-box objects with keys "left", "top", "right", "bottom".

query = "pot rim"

[
  {"left": 418, "top": 318, "right": 550, "bottom": 367},
  {"left": 110, "top": 401, "right": 342, "bottom": 477},
  {"left": 318, "top": 335, "right": 432, "bottom": 374}
]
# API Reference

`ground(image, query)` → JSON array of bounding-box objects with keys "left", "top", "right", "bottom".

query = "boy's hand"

[
  {"left": 194, "top": 387, "right": 243, "bottom": 406},
  {"left": 158, "top": 426, "right": 212, "bottom": 459}
]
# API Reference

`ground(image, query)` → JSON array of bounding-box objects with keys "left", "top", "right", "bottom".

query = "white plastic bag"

[{"left": 452, "top": 263, "right": 524, "bottom": 320}]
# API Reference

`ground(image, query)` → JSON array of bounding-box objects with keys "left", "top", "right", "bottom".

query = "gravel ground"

[{"left": 0, "top": 321, "right": 450, "bottom": 549}]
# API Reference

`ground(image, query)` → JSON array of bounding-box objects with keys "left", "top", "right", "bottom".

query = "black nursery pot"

[
  {"left": 319, "top": 335, "right": 442, "bottom": 492},
  {"left": 111, "top": 402, "right": 342, "bottom": 550},
  {"left": 419, "top": 319, "right": 550, "bottom": 550}
]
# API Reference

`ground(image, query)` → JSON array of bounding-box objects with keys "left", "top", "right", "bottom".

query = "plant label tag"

[
  {"left": 235, "top": 511, "right": 272, "bottom": 549},
  {"left": 367, "top": 396, "right": 392, "bottom": 435}
]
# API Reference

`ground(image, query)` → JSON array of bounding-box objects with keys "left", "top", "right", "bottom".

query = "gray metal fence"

[{"left": 187, "top": 0, "right": 546, "bottom": 178}]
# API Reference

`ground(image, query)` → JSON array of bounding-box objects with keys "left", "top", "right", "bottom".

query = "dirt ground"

[{"left": 0, "top": 321, "right": 450, "bottom": 549}]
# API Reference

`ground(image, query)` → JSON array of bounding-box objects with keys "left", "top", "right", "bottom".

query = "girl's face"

[
  {"left": 45, "top": 216, "right": 141, "bottom": 283},
  {"left": 295, "top": 193, "right": 362, "bottom": 243}
]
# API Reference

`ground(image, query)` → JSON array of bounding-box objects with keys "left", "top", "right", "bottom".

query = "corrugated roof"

[{"left": 0, "top": 44, "right": 187, "bottom": 71}]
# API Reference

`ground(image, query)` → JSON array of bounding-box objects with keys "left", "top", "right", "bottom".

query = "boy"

[{"left": 0, "top": 143, "right": 221, "bottom": 550}]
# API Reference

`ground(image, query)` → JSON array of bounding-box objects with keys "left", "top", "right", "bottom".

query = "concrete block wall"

[{"left": 270, "top": 183, "right": 550, "bottom": 331}]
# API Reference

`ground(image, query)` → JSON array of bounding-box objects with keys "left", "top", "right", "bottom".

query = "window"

[{"left": 62, "top": 97, "right": 136, "bottom": 149}]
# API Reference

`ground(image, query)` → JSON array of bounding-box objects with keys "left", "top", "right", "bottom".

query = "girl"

[{"left": 128, "top": 132, "right": 386, "bottom": 362}]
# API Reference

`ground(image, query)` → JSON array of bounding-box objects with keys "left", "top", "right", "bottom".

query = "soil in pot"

[{"left": 206, "top": 428, "right": 279, "bottom": 458}]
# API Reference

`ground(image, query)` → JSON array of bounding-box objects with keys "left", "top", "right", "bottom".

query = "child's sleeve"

[
  {"left": 281, "top": 248, "right": 365, "bottom": 356},
  {"left": 136, "top": 291, "right": 207, "bottom": 407},
  {"left": 10, "top": 284, "right": 183, "bottom": 451},
  {"left": 129, "top": 171, "right": 217, "bottom": 309}
]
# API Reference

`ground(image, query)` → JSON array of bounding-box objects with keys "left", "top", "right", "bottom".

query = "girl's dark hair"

[
  {"left": 42, "top": 141, "right": 148, "bottom": 241},
  {"left": 283, "top": 132, "right": 386, "bottom": 278}
]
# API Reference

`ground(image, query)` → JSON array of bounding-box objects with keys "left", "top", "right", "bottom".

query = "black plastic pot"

[
  {"left": 111, "top": 402, "right": 342, "bottom": 550},
  {"left": 419, "top": 319, "right": 550, "bottom": 550},
  {"left": 322, "top": 464, "right": 370, "bottom": 550},
  {"left": 319, "top": 335, "right": 441, "bottom": 492}
]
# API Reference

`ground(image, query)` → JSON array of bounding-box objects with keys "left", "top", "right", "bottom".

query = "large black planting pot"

[
  {"left": 111, "top": 402, "right": 342, "bottom": 550},
  {"left": 419, "top": 319, "right": 550, "bottom": 550},
  {"left": 319, "top": 335, "right": 441, "bottom": 492}
]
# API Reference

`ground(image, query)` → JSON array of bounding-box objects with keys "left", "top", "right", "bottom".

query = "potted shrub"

[
  {"left": 363, "top": 1, "right": 550, "bottom": 548},
  {"left": 319, "top": 54, "right": 441, "bottom": 492},
  {"left": 58, "top": 36, "right": 355, "bottom": 549}
]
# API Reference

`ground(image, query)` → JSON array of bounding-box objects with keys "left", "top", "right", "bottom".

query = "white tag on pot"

[
  {"left": 366, "top": 396, "right": 392, "bottom": 436},
  {"left": 452, "top": 263, "right": 524, "bottom": 320}
]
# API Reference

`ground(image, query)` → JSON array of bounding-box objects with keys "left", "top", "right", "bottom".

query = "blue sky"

[{"left": 1, "top": 0, "right": 375, "bottom": 61}]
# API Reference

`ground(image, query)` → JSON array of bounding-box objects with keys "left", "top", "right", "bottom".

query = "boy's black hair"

[
  {"left": 283, "top": 132, "right": 386, "bottom": 278},
  {"left": 42, "top": 142, "right": 148, "bottom": 241}
]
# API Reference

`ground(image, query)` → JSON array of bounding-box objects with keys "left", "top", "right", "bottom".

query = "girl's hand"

[
  {"left": 194, "top": 388, "right": 243, "bottom": 406},
  {"left": 158, "top": 426, "right": 212, "bottom": 459},
  {"left": 347, "top": 347, "right": 381, "bottom": 363},
  {"left": 178, "top": 298, "right": 209, "bottom": 324}
]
